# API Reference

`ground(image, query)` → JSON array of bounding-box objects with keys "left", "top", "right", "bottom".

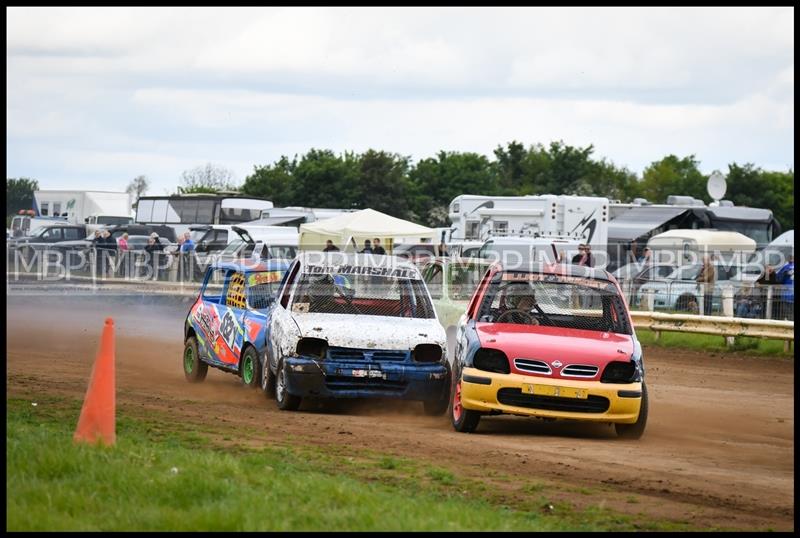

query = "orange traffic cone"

[{"left": 74, "top": 317, "right": 116, "bottom": 446}]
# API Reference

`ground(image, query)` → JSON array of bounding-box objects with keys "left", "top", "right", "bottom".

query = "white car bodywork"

[{"left": 267, "top": 253, "right": 447, "bottom": 371}]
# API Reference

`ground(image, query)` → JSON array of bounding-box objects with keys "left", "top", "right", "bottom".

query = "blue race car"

[{"left": 183, "top": 260, "right": 290, "bottom": 388}]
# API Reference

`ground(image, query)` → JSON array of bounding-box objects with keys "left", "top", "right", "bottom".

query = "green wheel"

[
  {"left": 240, "top": 346, "right": 260, "bottom": 389},
  {"left": 183, "top": 336, "right": 208, "bottom": 383}
]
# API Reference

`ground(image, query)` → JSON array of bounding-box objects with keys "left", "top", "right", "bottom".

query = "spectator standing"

[
  {"left": 360, "top": 239, "right": 373, "bottom": 254},
  {"left": 117, "top": 232, "right": 130, "bottom": 277},
  {"left": 774, "top": 255, "right": 794, "bottom": 320},
  {"left": 695, "top": 255, "right": 716, "bottom": 315},
  {"left": 180, "top": 232, "right": 196, "bottom": 281},
  {"left": 98, "top": 230, "right": 116, "bottom": 276},
  {"left": 572, "top": 244, "right": 595, "bottom": 267},
  {"left": 145, "top": 233, "right": 164, "bottom": 280},
  {"left": 372, "top": 238, "right": 386, "bottom": 255},
  {"left": 322, "top": 240, "right": 340, "bottom": 252}
]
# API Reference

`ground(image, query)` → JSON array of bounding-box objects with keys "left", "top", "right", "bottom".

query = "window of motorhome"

[
  {"left": 52, "top": 203, "right": 61, "bottom": 216},
  {"left": 136, "top": 199, "right": 154, "bottom": 222},
  {"left": 494, "top": 221, "right": 508, "bottom": 235},
  {"left": 466, "top": 221, "right": 480, "bottom": 240},
  {"left": 152, "top": 200, "right": 170, "bottom": 222},
  {"left": 40, "top": 203, "right": 49, "bottom": 216}
]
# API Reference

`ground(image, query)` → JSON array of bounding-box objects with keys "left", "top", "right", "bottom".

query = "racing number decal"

[{"left": 220, "top": 310, "right": 237, "bottom": 351}]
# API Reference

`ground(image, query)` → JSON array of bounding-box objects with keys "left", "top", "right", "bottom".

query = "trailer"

[{"left": 33, "top": 190, "right": 133, "bottom": 225}]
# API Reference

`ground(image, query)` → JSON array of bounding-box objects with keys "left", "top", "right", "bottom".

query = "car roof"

[
  {"left": 426, "top": 256, "right": 493, "bottom": 266},
  {"left": 494, "top": 261, "right": 615, "bottom": 281},
  {"left": 296, "top": 251, "right": 422, "bottom": 275},
  {"left": 210, "top": 260, "right": 291, "bottom": 273}
]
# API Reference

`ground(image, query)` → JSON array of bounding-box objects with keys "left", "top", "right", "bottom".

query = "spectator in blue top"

[
  {"left": 775, "top": 255, "right": 794, "bottom": 320},
  {"left": 180, "top": 232, "right": 195, "bottom": 253},
  {"left": 180, "top": 231, "right": 196, "bottom": 280}
]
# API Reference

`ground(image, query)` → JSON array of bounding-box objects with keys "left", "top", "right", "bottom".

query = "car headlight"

[
  {"left": 413, "top": 344, "right": 444, "bottom": 363},
  {"left": 600, "top": 361, "right": 638, "bottom": 383},
  {"left": 296, "top": 337, "right": 327, "bottom": 359},
  {"left": 472, "top": 348, "right": 510, "bottom": 374}
]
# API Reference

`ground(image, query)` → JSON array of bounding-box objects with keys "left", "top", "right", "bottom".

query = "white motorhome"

[
  {"left": 476, "top": 236, "right": 585, "bottom": 270},
  {"left": 447, "top": 194, "right": 610, "bottom": 250},
  {"left": 33, "top": 190, "right": 133, "bottom": 225},
  {"left": 646, "top": 229, "right": 757, "bottom": 267}
]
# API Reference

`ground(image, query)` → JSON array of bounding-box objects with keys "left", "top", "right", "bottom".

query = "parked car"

[
  {"left": 612, "top": 261, "right": 678, "bottom": 304},
  {"left": 421, "top": 257, "right": 493, "bottom": 359},
  {"left": 183, "top": 260, "right": 291, "bottom": 385},
  {"left": 7, "top": 223, "right": 87, "bottom": 265},
  {"left": 450, "top": 262, "right": 648, "bottom": 438},
  {"left": 49, "top": 225, "right": 174, "bottom": 272},
  {"left": 392, "top": 243, "right": 441, "bottom": 267},
  {"left": 635, "top": 262, "right": 754, "bottom": 313},
  {"left": 217, "top": 238, "right": 298, "bottom": 263},
  {"left": 189, "top": 224, "right": 298, "bottom": 255},
  {"left": 264, "top": 252, "right": 450, "bottom": 414}
]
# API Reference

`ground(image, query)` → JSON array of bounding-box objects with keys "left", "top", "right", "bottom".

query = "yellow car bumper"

[{"left": 460, "top": 367, "right": 642, "bottom": 424}]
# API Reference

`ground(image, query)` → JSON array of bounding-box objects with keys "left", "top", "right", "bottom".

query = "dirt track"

[{"left": 6, "top": 295, "right": 795, "bottom": 531}]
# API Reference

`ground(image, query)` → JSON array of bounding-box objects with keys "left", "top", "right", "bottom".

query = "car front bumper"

[
  {"left": 283, "top": 355, "right": 449, "bottom": 401},
  {"left": 459, "top": 367, "right": 642, "bottom": 424}
]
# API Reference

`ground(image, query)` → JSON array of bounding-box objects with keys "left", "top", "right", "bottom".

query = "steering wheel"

[
  {"left": 496, "top": 309, "right": 536, "bottom": 324},
  {"left": 333, "top": 283, "right": 363, "bottom": 315}
]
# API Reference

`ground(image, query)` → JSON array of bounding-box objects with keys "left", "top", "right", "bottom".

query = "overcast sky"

[{"left": 6, "top": 6, "right": 794, "bottom": 197}]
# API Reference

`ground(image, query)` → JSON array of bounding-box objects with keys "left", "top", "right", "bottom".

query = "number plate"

[
  {"left": 522, "top": 384, "right": 588, "bottom": 399},
  {"left": 351, "top": 369, "right": 385, "bottom": 379}
]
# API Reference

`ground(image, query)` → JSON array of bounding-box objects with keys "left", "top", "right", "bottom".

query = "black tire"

[
  {"left": 451, "top": 374, "right": 481, "bottom": 433},
  {"left": 239, "top": 346, "right": 260, "bottom": 389},
  {"left": 261, "top": 354, "right": 276, "bottom": 399},
  {"left": 615, "top": 383, "right": 648, "bottom": 439},
  {"left": 423, "top": 365, "right": 452, "bottom": 416},
  {"left": 275, "top": 359, "right": 301, "bottom": 411},
  {"left": 183, "top": 336, "right": 208, "bottom": 383}
]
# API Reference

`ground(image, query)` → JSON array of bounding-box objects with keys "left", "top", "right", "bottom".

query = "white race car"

[{"left": 264, "top": 252, "right": 450, "bottom": 414}]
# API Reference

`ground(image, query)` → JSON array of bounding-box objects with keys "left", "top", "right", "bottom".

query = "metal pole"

[{"left": 722, "top": 285, "right": 734, "bottom": 347}]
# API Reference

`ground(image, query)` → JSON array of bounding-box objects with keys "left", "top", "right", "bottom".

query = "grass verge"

[
  {"left": 637, "top": 328, "right": 793, "bottom": 356},
  {"left": 7, "top": 396, "right": 702, "bottom": 531}
]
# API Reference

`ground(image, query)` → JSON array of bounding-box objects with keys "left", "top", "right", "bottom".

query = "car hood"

[
  {"left": 291, "top": 313, "right": 446, "bottom": 350},
  {"left": 52, "top": 240, "right": 93, "bottom": 248},
  {"left": 475, "top": 322, "right": 635, "bottom": 372}
]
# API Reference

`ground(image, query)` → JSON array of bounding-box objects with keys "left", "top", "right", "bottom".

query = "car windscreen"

[
  {"left": 669, "top": 265, "right": 701, "bottom": 280},
  {"left": 221, "top": 239, "right": 248, "bottom": 257},
  {"left": 477, "top": 272, "right": 631, "bottom": 334},
  {"left": 291, "top": 270, "right": 435, "bottom": 319},
  {"left": 27, "top": 226, "right": 47, "bottom": 238},
  {"left": 448, "top": 263, "right": 489, "bottom": 301},
  {"left": 246, "top": 270, "right": 287, "bottom": 309}
]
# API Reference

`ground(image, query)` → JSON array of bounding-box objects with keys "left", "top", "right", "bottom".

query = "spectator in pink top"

[{"left": 117, "top": 232, "right": 130, "bottom": 251}]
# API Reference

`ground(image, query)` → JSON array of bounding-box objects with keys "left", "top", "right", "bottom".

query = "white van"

[
  {"left": 476, "top": 236, "right": 584, "bottom": 270},
  {"left": 209, "top": 225, "right": 299, "bottom": 261},
  {"left": 646, "top": 229, "right": 757, "bottom": 267}
]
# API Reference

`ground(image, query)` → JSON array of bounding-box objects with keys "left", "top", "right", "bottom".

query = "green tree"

[
  {"left": 7, "top": 177, "right": 39, "bottom": 216},
  {"left": 356, "top": 150, "right": 412, "bottom": 218},
  {"left": 639, "top": 155, "right": 708, "bottom": 204},
  {"left": 409, "top": 151, "right": 497, "bottom": 226},
  {"left": 493, "top": 141, "right": 526, "bottom": 193},
  {"left": 291, "top": 149, "right": 360, "bottom": 209},
  {"left": 241, "top": 156, "right": 298, "bottom": 206},
  {"left": 725, "top": 163, "right": 794, "bottom": 232}
]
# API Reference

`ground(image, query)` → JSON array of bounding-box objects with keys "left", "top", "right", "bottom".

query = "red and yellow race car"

[{"left": 450, "top": 262, "right": 648, "bottom": 439}]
